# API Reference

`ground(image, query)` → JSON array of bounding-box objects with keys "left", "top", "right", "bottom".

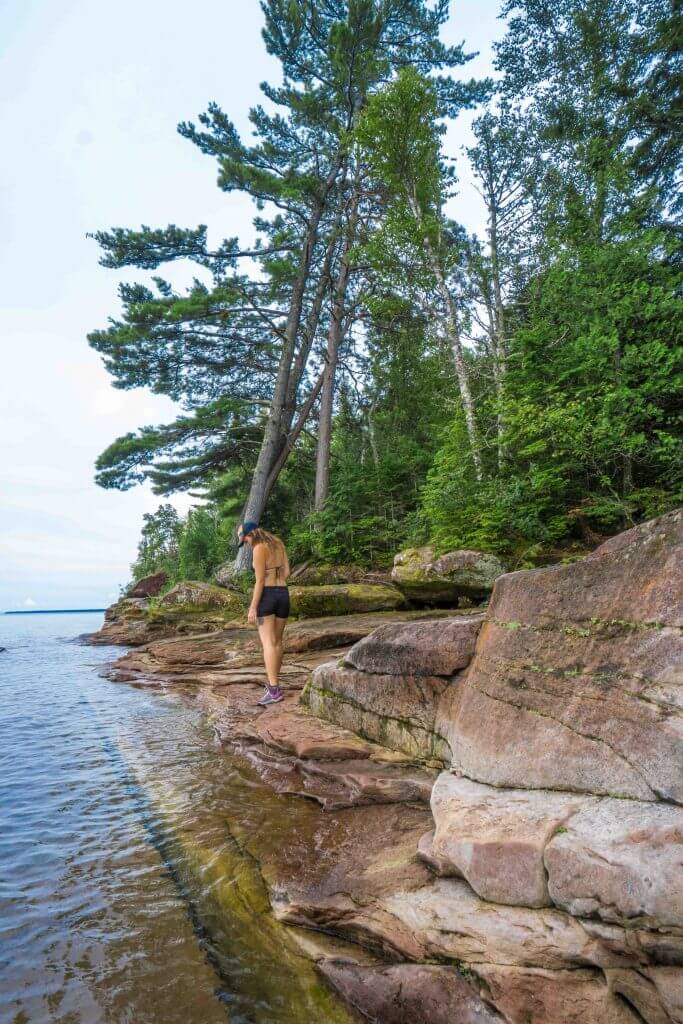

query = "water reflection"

[{"left": 0, "top": 614, "right": 355, "bottom": 1024}]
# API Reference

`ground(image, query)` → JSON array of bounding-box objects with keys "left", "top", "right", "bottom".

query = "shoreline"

[{"left": 89, "top": 510, "right": 683, "bottom": 1024}]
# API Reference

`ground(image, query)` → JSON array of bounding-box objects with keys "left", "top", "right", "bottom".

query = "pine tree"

[
  {"left": 356, "top": 67, "right": 485, "bottom": 480},
  {"left": 89, "top": 1, "right": 473, "bottom": 567}
]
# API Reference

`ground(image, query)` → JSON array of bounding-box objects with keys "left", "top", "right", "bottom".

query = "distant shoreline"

[{"left": 3, "top": 609, "right": 106, "bottom": 616}]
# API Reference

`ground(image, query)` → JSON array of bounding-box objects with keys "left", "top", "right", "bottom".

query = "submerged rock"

[
  {"left": 319, "top": 962, "right": 502, "bottom": 1024},
  {"left": 391, "top": 546, "right": 505, "bottom": 604}
]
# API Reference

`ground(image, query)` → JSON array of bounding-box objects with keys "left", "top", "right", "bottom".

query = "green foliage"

[
  {"left": 278, "top": 306, "right": 454, "bottom": 564},
  {"left": 421, "top": 235, "right": 682, "bottom": 555},
  {"left": 131, "top": 504, "right": 182, "bottom": 581},
  {"left": 111, "top": 2, "right": 681, "bottom": 579},
  {"left": 176, "top": 507, "right": 235, "bottom": 582},
  {"left": 130, "top": 504, "right": 235, "bottom": 584}
]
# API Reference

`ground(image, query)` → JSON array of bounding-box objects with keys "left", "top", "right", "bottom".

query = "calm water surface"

[{"left": 0, "top": 613, "right": 354, "bottom": 1024}]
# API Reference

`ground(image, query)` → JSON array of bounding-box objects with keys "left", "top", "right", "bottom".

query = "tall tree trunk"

[
  {"left": 263, "top": 367, "right": 326, "bottom": 502},
  {"left": 408, "top": 191, "right": 483, "bottom": 481},
  {"left": 314, "top": 186, "right": 361, "bottom": 513},
  {"left": 420, "top": 236, "right": 483, "bottom": 481},
  {"left": 235, "top": 154, "right": 344, "bottom": 569},
  {"left": 488, "top": 202, "right": 508, "bottom": 470}
]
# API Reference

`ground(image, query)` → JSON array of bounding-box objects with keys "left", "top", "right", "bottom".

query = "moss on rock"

[
  {"left": 289, "top": 583, "right": 405, "bottom": 619},
  {"left": 392, "top": 546, "right": 505, "bottom": 604},
  {"left": 158, "top": 581, "right": 247, "bottom": 617}
]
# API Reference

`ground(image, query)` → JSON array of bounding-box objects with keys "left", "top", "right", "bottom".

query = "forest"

[{"left": 88, "top": 0, "right": 682, "bottom": 584}]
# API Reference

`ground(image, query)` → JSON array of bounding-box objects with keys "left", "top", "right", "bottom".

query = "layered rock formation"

[
  {"left": 300, "top": 510, "right": 683, "bottom": 1022},
  {"left": 94, "top": 510, "right": 682, "bottom": 1024},
  {"left": 89, "top": 579, "right": 407, "bottom": 646}
]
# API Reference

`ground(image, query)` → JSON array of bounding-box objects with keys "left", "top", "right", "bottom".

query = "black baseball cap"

[{"left": 237, "top": 521, "right": 258, "bottom": 546}]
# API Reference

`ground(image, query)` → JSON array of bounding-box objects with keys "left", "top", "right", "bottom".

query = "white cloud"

[{"left": 23, "top": 597, "right": 37, "bottom": 607}]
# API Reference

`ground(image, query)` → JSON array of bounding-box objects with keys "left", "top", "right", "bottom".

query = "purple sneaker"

[{"left": 257, "top": 687, "right": 284, "bottom": 706}]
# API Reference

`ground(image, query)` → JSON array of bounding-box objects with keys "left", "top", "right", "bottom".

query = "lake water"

[{"left": 0, "top": 612, "right": 355, "bottom": 1024}]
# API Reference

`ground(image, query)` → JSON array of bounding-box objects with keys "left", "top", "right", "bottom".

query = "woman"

[{"left": 238, "top": 521, "right": 291, "bottom": 706}]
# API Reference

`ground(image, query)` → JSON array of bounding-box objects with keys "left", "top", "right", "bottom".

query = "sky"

[{"left": 0, "top": 0, "right": 502, "bottom": 612}]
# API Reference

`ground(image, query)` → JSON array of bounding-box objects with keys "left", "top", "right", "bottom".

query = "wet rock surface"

[{"left": 92, "top": 511, "right": 683, "bottom": 1024}]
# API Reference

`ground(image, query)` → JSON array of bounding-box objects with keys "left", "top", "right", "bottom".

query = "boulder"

[
  {"left": 437, "top": 509, "right": 683, "bottom": 802},
  {"left": 545, "top": 798, "right": 683, "bottom": 929},
  {"left": 126, "top": 571, "right": 169, "bottom": 598},
  {"left": 288, "top": 563, "right": 392, "bottom": 587},
  {"left": 428, "top": 773, "right": 596, "bottom": 907},
  {"left": 104, "top": 596, "right": 149, "bottom": 622},
  {"left": 288, "top": 583, "right": 405, "bottom": 618},
  {"left": 381, "top": 878, "right": 634, "bottom": 971},
  {"left": 392, "top": 546, "right": 505, "bottom": 604},
  {"left": 304, "top": 661, "right": 453, "bottom": 763},
  {"left": 157, "top": 581, "right": 246, "bottom": 617},
  {"left": 345, "top": 614, "right": 484, "bottom": 676}
]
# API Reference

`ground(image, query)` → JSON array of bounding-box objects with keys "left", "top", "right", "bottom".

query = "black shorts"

[{"left": 257, "top": 586, "right": 290, "bottom": 620}]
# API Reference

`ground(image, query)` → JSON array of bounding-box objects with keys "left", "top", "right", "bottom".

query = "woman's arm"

[
  {"left": 283, "top": 548, "right": 291, "bottom": 582},
  {"left": 248, "top": 544, "right": 266, "bottom": 624}
]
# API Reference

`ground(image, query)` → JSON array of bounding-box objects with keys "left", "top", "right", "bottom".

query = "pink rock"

[
  {"left": 428, "top": 773, "right": 596, "bottom": 907},
  {"left": 437, "top": 510, "right": 683, "bottom": 802},
  {"left": 545, "top": 798, "right": 683, "bottom": 929},
  {"left": 345, "top": 615, "right": 484, "bottom": 677}
]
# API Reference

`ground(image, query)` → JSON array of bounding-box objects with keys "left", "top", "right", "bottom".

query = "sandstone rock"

[
  {"left": 545, "top": 798, "right": 683, "bottom": 929},
  {"left": 382, "top": 878, "right": 636, "bottom": 970},
  {"left": 241, "top": 747, "right": 435, "bottom": 809},
  {"left": 643, "top": 968, "right": 683, "bottom": 1023},
  {"left": 251, "top": 707, "right": 379, "bottom": 761},
  {"left": 345, "top": 614, "right": 484, "bottom": 677},
  {"left": 287, "top": 563, "right": 393, "bottom": 587},
  {"left": 437, "top": 509, "right": 683, "bottom": 802},
  {"left": 158, "top": 581, "right": 247, "bottom": 615},
  {"left": 319, "top": 962, "right": 503, "bottom": 1024},
  {"left": 392, "top": 546, "right": 505, "bottom": 603},
  {"left": 475, "top": 965, "right": 641, "bottom": 1024},
  {"left": 304, "top": 661, "right": 453, "bottom": 763},
  {"left": 289, "top": 583, "right": 405, "bottom": 618},
  {"left": 416, "top": 830, "right": 454, "bottom": 875},
  {"left": 428, "top": 773, "right": 596, "bottom": 907},
  {"left": 606, "top": 967, "right": 680, "bottom": 1024},
  {"left": 126, "top": 571, "right": 169, "bottom": 598},
  {"left": 104, "top": 596, "right": 148, "bottom": 622}
]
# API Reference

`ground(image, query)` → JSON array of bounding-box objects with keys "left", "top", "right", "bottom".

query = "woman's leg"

[
  {"left": 273, "top": 615, "right": 287, "bottom": 680},
  {"left": 257, "top": 615, "right": 280, "bottom": 688}
]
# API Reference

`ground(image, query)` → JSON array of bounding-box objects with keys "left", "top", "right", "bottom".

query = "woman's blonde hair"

[{"left": 250, "top": 528, "right": 288, "bottom": 580}]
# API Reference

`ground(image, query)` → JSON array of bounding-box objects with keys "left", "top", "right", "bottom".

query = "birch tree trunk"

[{"left": 488, "top": 202, "right": 508, "bottom": 470}]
